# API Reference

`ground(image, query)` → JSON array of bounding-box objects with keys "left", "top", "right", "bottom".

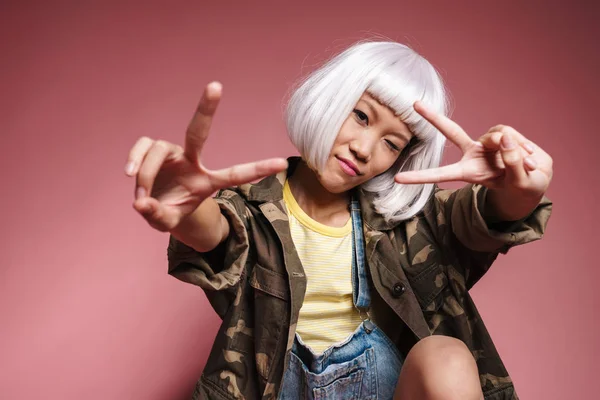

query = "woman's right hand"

[{"left": 125, "top": 82, "right": 288, "bottom": 232}]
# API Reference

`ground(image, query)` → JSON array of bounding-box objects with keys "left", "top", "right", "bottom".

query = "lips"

[{"left": 337, "top": 157, "right": 361, "bottom": 176}]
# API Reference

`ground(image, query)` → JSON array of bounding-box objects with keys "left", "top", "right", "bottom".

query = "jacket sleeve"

[
  {"left": 167, "top": 188, "right": 250, "bottom": 293},
  {"left": 426, "top": 183, "right": 552, "bottom": 288}
]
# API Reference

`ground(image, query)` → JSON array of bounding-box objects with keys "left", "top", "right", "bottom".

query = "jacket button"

[{"left": 392, "top": 282, "right": 406, "bottom": 298}]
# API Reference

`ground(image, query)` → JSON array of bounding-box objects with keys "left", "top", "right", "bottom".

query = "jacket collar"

[{"left": 240, "top": 156, "right": 396, "bottom": 231}]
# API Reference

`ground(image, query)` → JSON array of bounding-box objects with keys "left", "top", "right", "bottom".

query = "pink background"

[{"left": 1, "top": 1, "right": 598, "bottom": 399}]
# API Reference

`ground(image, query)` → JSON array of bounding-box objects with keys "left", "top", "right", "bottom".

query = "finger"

[
  {"left": 125, "top": 136, "right": 154, "bottom": 176},
  {"left": 523, "top": 156, "right": 538, "bottom": 172},
  {"left": 478, "top": 131, "right": 504, "bottom": 150},
  {"left": 133, "top": 196, "right": 181, "bottom": 232},
  {"left": 499, "top": 133, "right": 528, "bottom": 186},
  {"left": 208, "top": 158, "right": 288, "bottom": 190},
  {"left": 184, "top": 81, "right": 222, "bottom": 166},
  {"left": 488, "top": 125, "right": 535, "bottom": 154},
  {"left": 394, "top": 163, "right": 463, "bottom": 184},
  {"left": 492, "top": 125, "right": 553, "bottom": 174},
  {"left": 136, "top": 140, "right": 178, "bottom": 199},
  {"left": 414, "top": 101, "right": 474, "bottom": 152},
  {"left": 478, "top": 131, "right": 532, "bottom": 158}
]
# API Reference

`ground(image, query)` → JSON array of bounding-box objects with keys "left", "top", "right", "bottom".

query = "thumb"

[
  {"left": 133, "top": 197, "right": 179, "bottom": 232},
  {"left": 499, "top": 134, "right": 527, "bottom": 186}
]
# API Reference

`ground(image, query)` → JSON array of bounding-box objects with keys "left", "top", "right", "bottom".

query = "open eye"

[{"left": 353, "top": 109, "right": 369, "bottom": 125}]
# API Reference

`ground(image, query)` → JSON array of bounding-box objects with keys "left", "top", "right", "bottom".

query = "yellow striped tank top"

[{"left": 283, "top": 179, "right": 363, "bottom": 354}]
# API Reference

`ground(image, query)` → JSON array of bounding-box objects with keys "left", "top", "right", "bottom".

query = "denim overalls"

[{"left": 279, "top": 197, "right": 404, "bottom": 399}]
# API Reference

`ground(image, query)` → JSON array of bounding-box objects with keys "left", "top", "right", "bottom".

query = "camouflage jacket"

[{"left": 167, "top": 157, "right": 552, "bottom": 400}]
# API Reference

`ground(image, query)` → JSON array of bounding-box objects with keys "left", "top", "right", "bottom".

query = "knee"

[{"left": 396, "top": 335, "right": 483, "bottom": 400}]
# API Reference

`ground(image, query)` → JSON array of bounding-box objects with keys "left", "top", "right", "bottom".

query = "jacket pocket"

[
  {"left": 248, "top": 263, "right": 290, "bottom": 382},
  {"left": 408, "top": 262, "right": 448, "bottom": 312},
  {"left": 249, "top": 263, "right": 290, "bottom": 301}
]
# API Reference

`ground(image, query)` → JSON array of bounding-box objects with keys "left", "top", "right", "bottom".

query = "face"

[{"left": 317, "top": 93, "right": 414, "bottom": 193}]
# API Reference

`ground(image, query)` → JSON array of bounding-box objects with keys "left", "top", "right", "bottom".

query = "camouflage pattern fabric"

[{"left": 168, "top": 157, "right": 552, "bottom": 400}]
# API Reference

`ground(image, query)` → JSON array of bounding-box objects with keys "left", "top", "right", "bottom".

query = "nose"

[{"left": 349, "top": 133, "right": 374, "bottom": 162}]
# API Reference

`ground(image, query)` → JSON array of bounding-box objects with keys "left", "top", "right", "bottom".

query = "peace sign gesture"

[
  {"left": 395, "top": 102, "right": 553, "bottom": 203},
  {"left": 125, "top": 82, "right": 288, "bottom": 232}
]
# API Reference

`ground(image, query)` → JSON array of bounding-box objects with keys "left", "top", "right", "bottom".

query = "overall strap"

[{"left": 350, "top": 194, "right": 371, "bottom": 313}]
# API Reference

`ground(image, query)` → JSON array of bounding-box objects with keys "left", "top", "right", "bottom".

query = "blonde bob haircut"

[{"left": 285, "top": 40, "right": 450, "bottom": 223}]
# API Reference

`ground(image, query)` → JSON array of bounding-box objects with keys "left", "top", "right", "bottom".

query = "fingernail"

[
  {"left": 208, "top": 81, "right": 222, "bottom": 93},
  {"left": 524, "top": 143, "right": 535, "bottom": 153},
  {"left": 524, "top": 157, "right": 537, "bottom": 169},
  {"left": 501, "top": 135, "right": 516, "bottom": 149},
  {"left": 125, "top": 161, "right": 135, "bottom": 175},
  {"left": 136, "top": 187, "right": 146, "bottom": 200}
]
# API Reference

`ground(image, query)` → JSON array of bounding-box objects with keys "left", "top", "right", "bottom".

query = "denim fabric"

[
  {"left": 279, "top": 322, "right": 404, "bottom": 399},
  {"left": 350, "top": 197, "right": 369, "bottom": 310},
  {"left": 279, "top": 195, "right": 404, "bottom": 399}
]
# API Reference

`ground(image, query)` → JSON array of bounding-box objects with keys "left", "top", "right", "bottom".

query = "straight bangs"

[
  {"left": 285, "top": 44, "right": 384, "bottom": 171},
  {"left": 361, "top": 49, "right": 449, "bottom": 222},
  {"left": 285, "top": 40, "right": 450, "bottom": 223}
]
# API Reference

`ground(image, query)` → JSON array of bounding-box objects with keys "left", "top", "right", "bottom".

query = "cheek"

[
  {"left": 335, "top": 119, "right": 361, "bottom": 144},
  {"left": 370, "top": 152, "right": 399, "bottom": 175}
]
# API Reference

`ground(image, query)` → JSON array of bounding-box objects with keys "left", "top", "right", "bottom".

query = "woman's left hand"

[{"left": 395, "top": 101, "right": 553, "bottom": 198}]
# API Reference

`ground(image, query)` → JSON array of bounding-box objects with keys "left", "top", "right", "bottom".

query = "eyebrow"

[{"left": 360, "top": 98, "right": 412, "bottom": 142}]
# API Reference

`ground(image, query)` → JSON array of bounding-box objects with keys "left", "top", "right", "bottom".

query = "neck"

[{"left": 288, "top": 160, "right": 351, "bottom": 226}]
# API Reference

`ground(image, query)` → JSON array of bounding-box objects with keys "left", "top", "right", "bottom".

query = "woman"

[{"left": 125, "top": 41, "right": 552, "bottom": 399}]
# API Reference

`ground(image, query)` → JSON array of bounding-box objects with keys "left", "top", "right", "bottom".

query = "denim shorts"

[{"left": 278, "top": 321, "right": 404, "bottom": 400}]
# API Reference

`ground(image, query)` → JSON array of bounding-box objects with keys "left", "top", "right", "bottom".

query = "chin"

[
  {"left": 317, "top": 158, "right": 362, "bottom": 193},
  {"left": 321, "top": 174, "right": 359, "bottom": 194}
]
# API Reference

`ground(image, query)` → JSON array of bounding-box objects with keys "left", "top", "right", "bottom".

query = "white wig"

[{"left": 285, "top": 40, "right": 449, "bottom": 223}]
